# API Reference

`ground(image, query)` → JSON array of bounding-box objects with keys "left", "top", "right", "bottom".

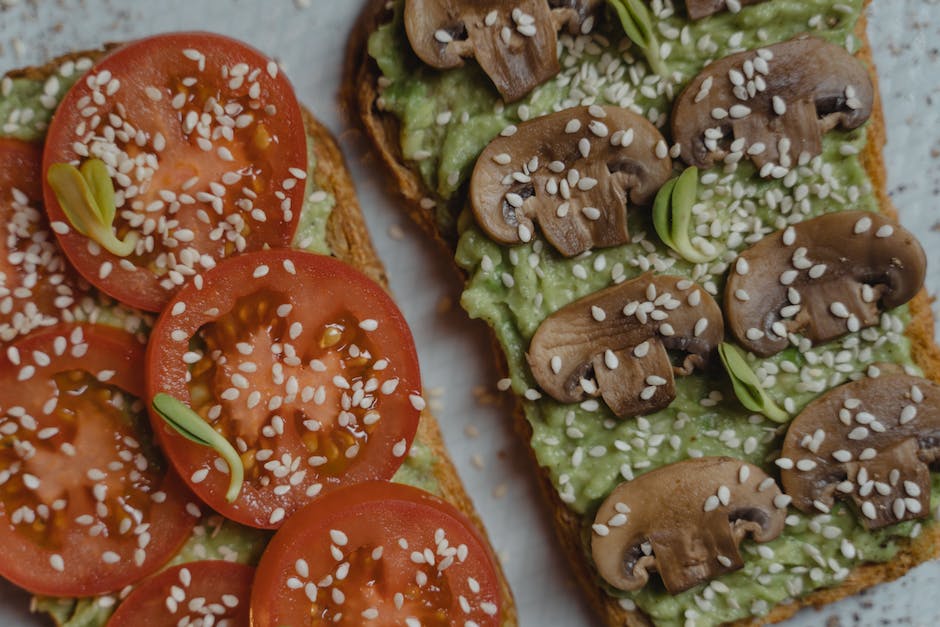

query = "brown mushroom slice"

[
  {"left": 527, "top": 273, "right": 722, "bottom": 418},
  {"left": 725, "top": 211, "right": 925, "bottom": 357},
  {"left": 592, "top": 457, "right": 787, "bottom": 593},
  {"left": 672, "top": 36, "right": 873, "bottom": 170},
  {"left": 686, "top": 0, "right": 767, "bottom": 20},
  {"left": 403, "top": 0, "right": 601, "bottom": 103},
  {"left": 470, "top": 106, "right": 672, "bottom": 257},
  {"left": 780, "top": 373, "right": 940, "bottom": 530}
]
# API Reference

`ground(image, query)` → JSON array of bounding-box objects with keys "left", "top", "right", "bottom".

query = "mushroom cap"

[
  {"left": 403, "top": 0, "right": 600, "bottom": 103},
  {"left": 671, "top": 36, "right": 874, "bottom": 170},
  {"left": 470, "top": 105, "right": 672, "bottom": 257},
  {"left": 591, "top": 457, "right": 786, "bottom": 594},
  {"left": 685, "top": 0, "right": 767, "bottom": 20},
  {"left": 527, "top": 273, "right": 723, "bottom": 419},
  {"left": 724, "top": 211, "right": 926, "bottom": 358},
  {"left": 780, "top": 372, "right": 940, "bottom": 530}
]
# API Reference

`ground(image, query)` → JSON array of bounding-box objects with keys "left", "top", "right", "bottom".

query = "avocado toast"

[
  {"left": 350, "top": 0, "right": 940, "bottom": 624},
  {"left": 0, "top": 38, "right": 515, "bottom": 625}
]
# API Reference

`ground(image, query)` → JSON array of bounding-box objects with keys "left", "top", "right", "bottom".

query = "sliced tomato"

[
  {"left": 106, "top": 560, "right": 253, "bottom": 626},
  {"left": 146, "top": 250, "right": 423, "bottom": 529},
  {"left": 42, "top": 32, "right": 307, "bottom": 312},
  {"left": 0, "top": 323, "right": 197, "bottom": 596},
  {"left": 251, "top": 481, "right": 502, "bottom": 626},
  {"left": 0, "top": 138, "right": 81, "bottom": 342}
]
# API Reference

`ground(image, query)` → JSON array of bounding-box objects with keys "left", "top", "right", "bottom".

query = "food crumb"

[
  {"left": 387, "top": 225, "right": 404, "bottom": 240},
  {"left": 464, "top": 424, "right": 480, "bottom": 438},
  {"left": 471, "top": 454, "right": 485, "bottom": 470},
  {"left": 492, "top": 483, "right": 508, "bottom": 499},
  {"left": 436, "top": 295, "right": 453, "bottom": 313},
  {"left": 472, "top": 385, "right": 499, "bottom": 406}
]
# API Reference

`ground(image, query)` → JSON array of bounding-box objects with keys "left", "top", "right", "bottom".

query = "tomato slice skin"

[
  {"left": 0, "top": 138, "right": 79, "bottom": 342},
  {"left": 42, "top": 31, "right": 308, "bottom": 312},
  {"left": 251, "top": 481, "right": 503, "bottom": 626},
  {"left": 0, "top": 323, "right": 197, "bottom": 596},
  {"left": 146, "top": 250, "right": 423, "bottom": 529},
  {"left": 106, "top": 560, "right": 253, "bottom": 627}
]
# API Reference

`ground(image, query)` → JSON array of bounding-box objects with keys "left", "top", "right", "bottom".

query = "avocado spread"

[
  {"left": 369, "top": 0, "right": 939, "bottom": 625},
  {"left": 1, "top": 50, "right": 440, "bottom": 626}
]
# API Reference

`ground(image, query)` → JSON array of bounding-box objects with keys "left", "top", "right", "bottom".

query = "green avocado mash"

[
  {"left": 1, "top": 50, "right": 440, "bottom": 626},
  {"left": 369, "top": 0, "right": 939, "bottom": 625}
]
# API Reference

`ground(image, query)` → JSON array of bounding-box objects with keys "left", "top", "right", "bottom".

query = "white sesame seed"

[{"left": 102, "top": 551, "right": 121, "bottom": 564}]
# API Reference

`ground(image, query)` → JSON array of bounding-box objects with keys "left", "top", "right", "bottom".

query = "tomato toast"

[{"left": 0, "top": 33, "right": 515, "bottom": 625}]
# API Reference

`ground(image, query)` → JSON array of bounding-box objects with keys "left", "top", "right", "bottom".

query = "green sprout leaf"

[
  {"left": 718, "top": 342, "right": 790, "bottom": 424},
  {"left": 651, "top": 166, "right": 719, "bottom": 264},
  {"left": 152, "top": 393, "right": 244, "bottom": 503},
  {"left": 47, "top": 159, "right": 138, "bottom": 257},
  {"left": 652, "top": 177, "right": 678, "bottom": 249},
  {"left": 607, "top": 0, "right": 668, "bottom": 77}
]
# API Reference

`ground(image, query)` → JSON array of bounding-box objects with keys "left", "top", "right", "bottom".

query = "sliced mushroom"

[
  {"left": 470, "top": 106, "right": 672, "bottom": 257},
  {"left": 527, "top": 273, "right": 722, "bottom": 418},
  {"left": 780, "top": 372, "right": 940, "bottom": 530},
  {"left": 725, "top": 211, "right": 925, "bottom": 358},
  {"left": 592, "top": 457, "right": 787, "bottom": 593},
  {"left": 685, "top": 0, "right": 767, "bottom": 20},
  {"left": 404, "top": 0, "right": 601, "bottom": 103},
  {"left": 672, "top": 36, "right": 873, "bottom": 170}
]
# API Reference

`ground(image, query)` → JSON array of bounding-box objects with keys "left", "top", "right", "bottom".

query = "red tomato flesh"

[
  {"left": 251, "top": 481, "right": 503, "bottom": 627},
  {"left": 107, "top": 560, "right": 253, "bottom": 627},
  {"left": 146, "top": 250, "right": 423, "bottom": 529},
  {"left": 42, "top": 32, "right": 308, "bottom": 312},
  {"left": 0, "top": 138, "right": 82, "bottom": 342},
  {"left": 0, "top": 323, "right": 196, "bottom": 596}
]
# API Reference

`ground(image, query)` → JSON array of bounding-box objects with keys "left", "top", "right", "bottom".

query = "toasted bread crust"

[
  {"left": 3, "top": 44, "right": 517, "bottom": 625},
  {"left": 348, "top": 1, "right": 940, "bottom": 624}
]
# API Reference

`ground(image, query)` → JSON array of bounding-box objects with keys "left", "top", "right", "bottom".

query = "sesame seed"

[
  {"left": 409, "top": 394, "right": 426, "bottom": 411},
  {"left": 875, "top": 224, "right": 894, "bottom": 238},
  {"left": 102, "top": 551, "right": 121, "bottom": 564}
]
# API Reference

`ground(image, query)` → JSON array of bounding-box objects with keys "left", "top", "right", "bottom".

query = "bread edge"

[{"left": 346, "top": 1, "right": 940, "bottom": 625}]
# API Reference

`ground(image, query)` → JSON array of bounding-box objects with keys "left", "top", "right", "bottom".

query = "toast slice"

[
  {"left": 348, "top": 1, "right": 940, "bottom": 624},
  {"left": 0, "top": 45, "right": 516, "bottom": 625}
]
